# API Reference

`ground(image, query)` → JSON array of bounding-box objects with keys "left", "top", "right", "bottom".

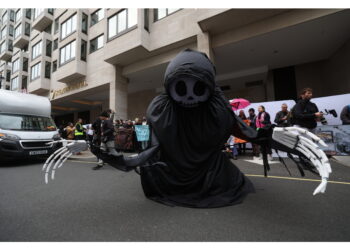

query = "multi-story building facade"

[{"left": 1, "top": 8, "right": 350, "bottom": 125}]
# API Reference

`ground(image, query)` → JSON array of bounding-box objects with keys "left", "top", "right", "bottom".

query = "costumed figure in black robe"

[{"left": 43, "top": 49, "right": 331, "bottom": 208}]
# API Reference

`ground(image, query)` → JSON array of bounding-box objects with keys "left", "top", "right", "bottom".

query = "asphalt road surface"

[{"left": 1, "top": 156, "right": 350, "bottom": 241}]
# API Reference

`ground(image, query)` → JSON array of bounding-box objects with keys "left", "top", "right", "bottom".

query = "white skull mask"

[{"left": 168, "top": 76, "right": 210, "bottom": 108}]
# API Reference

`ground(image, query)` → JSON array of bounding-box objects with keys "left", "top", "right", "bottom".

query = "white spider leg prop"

[
  {"left": 272, "top": 127, "right": 332, "bottom": 195},
  {"left": 42, "top": 140, "right": 88, "bottom": 183}
]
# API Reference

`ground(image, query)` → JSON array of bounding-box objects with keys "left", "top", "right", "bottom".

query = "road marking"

[
  {"left": 246, "top": 174, "right": 350, "bottom": 185},
  {"left": 68, "top": 160, "right": 97, "bottom": 164},
  {"left": 67, "top": 160, "right": 350, "bottom": 185}
]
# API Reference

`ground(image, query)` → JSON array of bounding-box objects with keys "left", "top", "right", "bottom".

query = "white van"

[{"left": 0, "top": 89, "right": 61, "bottom": 160}]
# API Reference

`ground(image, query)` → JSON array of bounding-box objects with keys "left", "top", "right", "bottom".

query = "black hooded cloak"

[{"left": 139, "top": 49, "right": 268, "bottom": 208}]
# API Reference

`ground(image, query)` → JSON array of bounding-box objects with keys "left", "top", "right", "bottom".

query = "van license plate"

[{"left": 29, "top": 150, "right": 48, "bottom": 155}]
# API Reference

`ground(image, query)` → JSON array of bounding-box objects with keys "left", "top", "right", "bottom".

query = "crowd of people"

[
  {"left": 225, "top": 87, "right": 350, "bottom": 161},
  {"left": 57, "top": 87, "right": 349, "bottom": 165},
  {"left": 57, "top": 109, "right": 150, "bottom": 161}
]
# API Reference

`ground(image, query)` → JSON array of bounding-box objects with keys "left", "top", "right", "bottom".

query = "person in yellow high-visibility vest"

[{"left": 74, "top": 118, "right": 85, "bottom": 140}]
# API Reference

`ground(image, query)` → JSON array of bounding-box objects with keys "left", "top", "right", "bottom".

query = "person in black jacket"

[
  {"left": 274, "top": 103, "right": 291, "bottom": 127},
  {"left": 92, "top": 115, "right": 103, "bottom": 170},
  {"left": 292, "top": 88, "right": 323, "bottom": 133},
  {"left": 100, "top": 111, "right": 121, "bottom": 157}
]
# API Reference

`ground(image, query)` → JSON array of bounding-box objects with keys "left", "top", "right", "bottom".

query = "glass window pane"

[
  {"left": 157, "top": 9, "right": 167, "bottom": 19},
  {"left": 71, "top": 41, "right": 76, "bottom": 58},
  {"left": 61, "top": 23, "right": 66, "bottom": 39},
  {"left": 60, "top": 48, "right": 65, "bottom": 64},
  {"left": 66, "top": 18, "right": 72, "bottom": 34},
  {"left": 167, "top": 8, "right": 179, "bottom": 14},
  {"left": 97, "top": 35, "right": 103, "bottom": 49},
  {"left": 108, "top": 15, "right": 117, "bottom": 38},
  {"left": 117, "top": 10, "right": 127, "bottom": 33},
  {"left": 72, "top": 14, "right": 77, "bottom": 32},
  {"left": 128, "top": 9, "right": 137, "bottom": 28},
  {"left": 65, "top": 44, "right": 71, "bottom": 61}
]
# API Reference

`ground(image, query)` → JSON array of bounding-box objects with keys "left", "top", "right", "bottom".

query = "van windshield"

[{"left": 0, "top": 114, "right": 57, "bottom": 131}]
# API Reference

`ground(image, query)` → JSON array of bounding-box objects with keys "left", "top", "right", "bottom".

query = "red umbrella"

[{"left": 229, "top": 98, "right": 250, "bottom": 111}]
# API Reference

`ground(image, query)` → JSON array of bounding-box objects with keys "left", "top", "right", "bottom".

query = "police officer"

[{"left": 74, "top": 118, "right": 85, "bottom": 140}]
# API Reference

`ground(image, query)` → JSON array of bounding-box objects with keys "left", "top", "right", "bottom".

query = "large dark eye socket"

[
  {"left": 193, "top": 81, "right": 206, "bottom": 96},
  {"left": 175, "top": 81, "right": 187, "bottom": 96}
]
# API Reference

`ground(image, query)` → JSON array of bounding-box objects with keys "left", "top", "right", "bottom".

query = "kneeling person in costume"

[{"left": 43, "top": 49, "right": 331, "bottom": 208}]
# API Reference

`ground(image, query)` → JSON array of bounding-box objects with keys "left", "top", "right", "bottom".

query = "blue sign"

[{"left": 135, "top": 125, "right": 150, "bottom": 142}]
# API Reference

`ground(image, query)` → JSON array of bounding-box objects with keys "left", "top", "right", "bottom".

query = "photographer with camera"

[
  {"left": 292, "top": 88, "right": 323, "bottom": 133},
  {"left": 274, "top": 103, "right": 291, "bottom": 127}
]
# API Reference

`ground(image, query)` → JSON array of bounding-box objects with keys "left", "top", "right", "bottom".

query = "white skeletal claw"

[
  {"left": 45, "top": 148, "right": 68, "bottom": 184},
  {"left": 51, "top": 151, "right": 71, "bottom": 180},
  {"left": 42, "top": 146, "right": 67, "bottom": 171},
  {"left": 272, "top": 126, "right": 332, "bottom": 195},
  {"left": 313, "top": 178, "right": 328, "bottom": 195},
  {"left": 285, "top": 127, "right": 328, "bottom": 147},
  {"left": 43, "top": 140, "right": 88, "bottom": 183}
]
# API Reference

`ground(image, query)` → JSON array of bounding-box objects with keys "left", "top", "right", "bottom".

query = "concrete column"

[
  {"left": 197, "top": 32, "right": 214, "bottom": 62},
  {"left": 110, "top": 66, "right": 128, "bottom": 120}
]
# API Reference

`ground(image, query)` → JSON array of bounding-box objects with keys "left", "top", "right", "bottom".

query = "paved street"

[{"left": 0, "top": 156, "right": 350, "bottom": 241}]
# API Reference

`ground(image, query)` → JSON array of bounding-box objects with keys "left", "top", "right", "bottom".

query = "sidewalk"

[
  {"left": 68, "top": 150, "right": 96, "bottom": 161},
  {"left": 332, "top": 156, "right": 350, "bottom": 167}
]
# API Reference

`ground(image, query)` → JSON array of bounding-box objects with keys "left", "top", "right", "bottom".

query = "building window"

[
  {"left": 30, "top": 62, "right": 41, "bottom": 81},
  {"left": 23, "top": 58, "right": 28, "bottom": 72},
  {"left": 12, "top": 58, "right": 20, "bottom": 73},
  {"left": 2, "top": 11, "right": 8, "bottom": 23},
  {"left": 154, "top": 8, "right": 180, "bottom": 21},
  {"left": 48, "top": 9, "right": 54, "bottom": 15},
  {"left": 6, "top": 70, "right": 11, "bottom": 82},
  {"left": 11, "top": 76, "right": 19, "bottom": 91},
  {"left": 59, "top": 40, "right": 76, "bottom": 65},
  {"left": 25, "top": 9, "right": 31, "bottom": 19},
  {"left": 61, "top": 14, "right": 77, "bottom": 40},
  {"left": 1, "top": 26, "right": 6, "bottom": 40},
  {"left": 45, "top": 62, "right": 51, "bottom": 79},
  {"left": 52, "top": 60, "right": 57, "bottom": 72},
  {"left": 34, "top": 9, "right": 44, "bottom": 20},
  {"left": 15, "top": 9, "right": 22, "bottom": 23},
  {"left": 0, "top": 41, "right": 6, "bottom": 54},
  {"left": 9, "top": 25, "right": 14, "bottom": 37},
  {"left": 107, "top": 9, "right": 137, "bottom": 40},
  {"left": 53, "top": 39, "right": 58, "bottom": 51},
  {"left": 14, "top": 23, "right": 22, "bottom": 39},
  {"left": 54, "top": 18, "right": 59, "bottom": 34},
  {"left": 32, "top": 40, "right": 42, "bottom": 59},
  {"left": 81, "top": 39, "right": 87, "bottom": 61},
  {"left": 46, "top": 40, "right": 52, "bottom": 57},
  {"left": 10, "top": 10, "right": 15, "bottom": 22},
  {"left": 91, "top": 9, "right": 104, "bottom": 26},
  {"left": 8, "top": 40, "right": 13, "bottom": 52},
  {"left": 90, "top": 34, "right": 103, "bottom": 53},
  {"left": 25, "top": 22, "right": 30, "bottom": 36},
  {"left": 82, "top": 13, "right": 88, "bottom": 34}
]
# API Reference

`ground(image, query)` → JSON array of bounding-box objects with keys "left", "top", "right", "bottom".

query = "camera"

[
  {"left": 324, "top": 109, "right": 338, "bottom": 117},
  {"left": 319, "top": 112, "right": 328, "bottom": 125}
]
